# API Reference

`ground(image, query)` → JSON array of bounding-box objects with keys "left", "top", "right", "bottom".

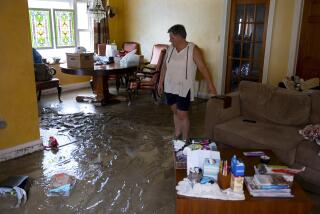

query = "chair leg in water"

[
  {"left": 57, "top": 86, "right": 62, "bottom": 102},
  {"left": 37, "top": 90, "right": 42, "bottom": 101},
  {"left": 127, "top": 89, "right": 133, "bottom": 106},
  {"left": 152, "top": 90, "right": 157, "bottom": 101}
]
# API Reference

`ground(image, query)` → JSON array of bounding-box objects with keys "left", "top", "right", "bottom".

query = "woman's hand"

[
  {"left": 209, "top": 84, "right": 217, "bottom": 96},
  {"left": 158, "top": 83, "right": 164, "bottom": 95}
]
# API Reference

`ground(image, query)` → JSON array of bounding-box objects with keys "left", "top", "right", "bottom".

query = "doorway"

[
  {"left": 296, "top": 0, "right": 320, "bottom": 80},
  {"left": 225, "top": 0, "right": 270, "bottom": 93}
]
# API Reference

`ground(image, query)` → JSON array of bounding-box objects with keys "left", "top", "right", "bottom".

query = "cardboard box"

[
  {"left": 66, "top": 53, "right": 94, "bottom": 68},
  {"left": 230, "top": 174, "right": 244, "bottom": 193}
]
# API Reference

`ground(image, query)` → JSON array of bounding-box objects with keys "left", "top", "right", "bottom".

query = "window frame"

[
  {"left": 53, "top": 9, "right": 77, "bottom": 48},
  {"left": 74, "top": 0, "right": 94, "bottom": 52},
  {"left": 29, "top": 8, "right": 54, "bottom": 49},
  {"left": 28, "top": 0, "right": 94, "bottom": 54}
]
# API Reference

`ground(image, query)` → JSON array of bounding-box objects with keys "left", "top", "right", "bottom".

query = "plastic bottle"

[
  {"left": 230, "top": 155, "right": 245, "bottom": 193},
  {"left": 231, "top": 155, "right": 237, "bottom": 173},
  {"left": 110, "top": 40, "right": 117, "bottom": 57}
]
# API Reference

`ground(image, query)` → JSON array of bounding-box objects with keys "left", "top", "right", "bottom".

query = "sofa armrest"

[{"left": 204, "top": 92, "right": 241, "bottom": 139}]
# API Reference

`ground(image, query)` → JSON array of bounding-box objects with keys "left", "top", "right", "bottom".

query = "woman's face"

[{"left": 169, "top": 33, "right": 180, "bottom": 47}]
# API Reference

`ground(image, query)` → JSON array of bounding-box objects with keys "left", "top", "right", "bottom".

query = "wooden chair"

[
  {"left": 98, "top": 42, "right": 140, "bottom": 56},
  {"left": 97, "top": 43, "right": 107, "bottom": 56},
  {"left": 136, "top": 44, "right": 168, "bottom": 79},
  {"left": 127, "top": 48, "right": 167, "bottom": 103},
  {"left": 123, "top": 42, "right": 140, "bottom": 55},
  {"left": 36, "top": 78, "right": 62, "bottom": 102}
]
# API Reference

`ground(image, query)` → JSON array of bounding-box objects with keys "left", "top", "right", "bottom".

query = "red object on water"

[{"left": 49, "top": 136, "right": 59, "bottom": 148}]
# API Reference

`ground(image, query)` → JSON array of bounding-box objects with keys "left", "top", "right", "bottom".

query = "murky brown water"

[{"left": 0, "top": 89, "right": 207, "bottom": 213}]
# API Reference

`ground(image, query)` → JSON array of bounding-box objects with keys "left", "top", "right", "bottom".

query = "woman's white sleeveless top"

[{"left": 164, "top": 42, "right": 197, "bottom": 101}]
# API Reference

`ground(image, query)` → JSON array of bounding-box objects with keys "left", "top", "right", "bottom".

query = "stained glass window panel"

[
  {"left": 29, "top": 9, "right": 53, "bottom": 49},
  {"left": 54, "top": 9, "right": 76, "bottom": 48}
]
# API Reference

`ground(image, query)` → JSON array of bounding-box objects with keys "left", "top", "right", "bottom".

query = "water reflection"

[{"left": 0, "top": 106, "right": 175, "bottom": 213}]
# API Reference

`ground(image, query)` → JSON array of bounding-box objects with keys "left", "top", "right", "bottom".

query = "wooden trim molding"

[
  {"left": 262, "top": 0, "right": 275, "bottom": 83},
  {"left": 0, "top": 139, "right": 42, "bottom": 162},
  {"left": 288, "top": 0, "right": 304, "bottom": 77},
  {"left": 217, "top": 0, "right": 231, "bottom": 95}
]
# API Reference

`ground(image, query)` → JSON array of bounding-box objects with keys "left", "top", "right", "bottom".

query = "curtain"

[{"left": 93, "top": 0, "right": 110, "bottom": 53}]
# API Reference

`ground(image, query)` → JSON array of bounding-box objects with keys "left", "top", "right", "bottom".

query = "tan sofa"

[{"left": 205, "top": 81, "right": 320, "bottom": 193}]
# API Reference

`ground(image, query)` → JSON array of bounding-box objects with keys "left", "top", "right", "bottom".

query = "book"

[
  {"left": 245, "top": 177, "right": 291, "bottom": 193},
  {"left": 253, "top": 174, "right": 292, "bottom": 189},
  {"left": 249, "top": 191, "right": 294, "bottom": 198},
  {"left": 243, "top": 151, "right": 265, "bottom": 157},
  {"left": 245, "top": 177, "right": 294, "bottom": 198},
  {"left": 254, "top": 164, "right": 294, "bottom": 183}
]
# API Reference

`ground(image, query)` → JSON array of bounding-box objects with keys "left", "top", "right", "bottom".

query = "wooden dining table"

[{"left": 60, "top": 63, "right": 139, "bottom": 106}]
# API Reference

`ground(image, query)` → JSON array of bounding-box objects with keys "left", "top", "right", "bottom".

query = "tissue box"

[
  {"left": 66, "top": 53, "right": 94, "bottom": 68},
  {"left": 231, "top": 160, "right": 245, "bottom": 177},
  {"left": 203, "top": 158, "right": 220, "bottom": 179}
]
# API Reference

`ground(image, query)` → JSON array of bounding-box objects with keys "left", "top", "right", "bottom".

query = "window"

[
  {"left": 29, "top": 9, "right": 53, "bottom": 49},
  {"left": 28, "top": 0, "right": 93, "bottom": 59},
  {"left": 225, "top": 0, "right": 269, "bottom": 93},
  {"left": 53, "top": 9, "right": 76, "bottom": 48},
  {"left": 76, "top": 1, "right": 92, "bottom": 50}
]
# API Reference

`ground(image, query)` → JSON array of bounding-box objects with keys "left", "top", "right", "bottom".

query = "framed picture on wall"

[
  {"left": 53, "top": 9, "right": 76, "bottom": 48},
  {"left": 29, "top": 8, "right": 53, "bottom": 49}
]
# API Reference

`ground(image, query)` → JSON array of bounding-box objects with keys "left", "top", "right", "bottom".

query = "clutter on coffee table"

[
  {"left": 173, "top": 138, "right": 217, "bottom": 169},
  {"left": 245, "top": 163, "right": 305, "bottom": 198},
  {"left": 174, "top": 141, "right": 247, "bottom": 200}
]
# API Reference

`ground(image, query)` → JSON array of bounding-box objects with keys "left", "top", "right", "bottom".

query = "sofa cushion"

[
  {"left": 295, "top": 140, "right": 320, "bottom": 171},
  {"left": 214, "top": 117, "right": 304, "bottom": 165},
  {"left": 311, "top": 91, "right": 320, "bottom": 124},
  {"left": 239, "top": 81, "right": 275, "bottom": 123},
  {"left": 265, "top": 89, "right": 311, "bottom": 125},
  {"left": 239, "top": 81, "right": 311, "bottom": 126}
]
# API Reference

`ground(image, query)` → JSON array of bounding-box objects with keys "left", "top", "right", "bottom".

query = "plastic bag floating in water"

[{"left": 48, "top": 173, "right": 76, "bottom": 197}]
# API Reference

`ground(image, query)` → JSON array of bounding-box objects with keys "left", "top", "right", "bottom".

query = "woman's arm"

[
  {"left": 193, "top": 45, "right": 217, "bottom": 95},
  {"left": 158, "top": 56, "right": 167, "bottom": 94}
]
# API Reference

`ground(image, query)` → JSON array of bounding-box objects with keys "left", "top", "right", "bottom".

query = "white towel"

[{"left": 176, "top": 178, "right": 245, "bottom": 200}]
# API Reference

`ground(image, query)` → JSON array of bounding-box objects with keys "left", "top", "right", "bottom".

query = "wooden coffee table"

[{"left": 175, "top": 149, "right": 313, "bottom": 214}]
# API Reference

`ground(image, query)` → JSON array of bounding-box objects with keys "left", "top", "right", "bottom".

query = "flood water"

[{"left": 0, "top": 88, "right": 207, "bottom": 213}]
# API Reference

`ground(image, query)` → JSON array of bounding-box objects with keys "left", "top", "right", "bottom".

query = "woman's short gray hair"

[{"left": 168, "top": 24, "right": 187, "bottom": 39}]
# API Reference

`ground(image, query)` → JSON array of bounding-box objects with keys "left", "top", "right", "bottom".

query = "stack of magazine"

[{"left": 245, "top": 165, "right": 294, "bottom": 198}]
